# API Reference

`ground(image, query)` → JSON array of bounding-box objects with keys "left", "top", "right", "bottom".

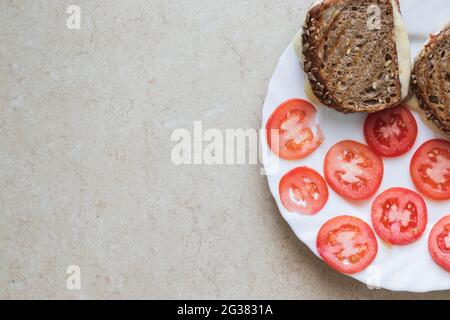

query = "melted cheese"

[
  {"left": 293, "top": 29, "right": 303, "bottom": 60},
  {"left": 304, "top": 81, "right": 323, "bottom": 105},
  {"left": 390, "top": 0, "right": 412, "bottom": 100}
]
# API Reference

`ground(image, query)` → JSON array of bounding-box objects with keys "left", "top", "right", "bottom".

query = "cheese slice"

[{"left": 390, "top": 0, "right": 412, "bottom": 100}]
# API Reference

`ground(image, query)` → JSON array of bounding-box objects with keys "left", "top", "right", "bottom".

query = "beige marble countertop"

[{"left": 1, "top": 0, "right": 449, "bottom": 299}]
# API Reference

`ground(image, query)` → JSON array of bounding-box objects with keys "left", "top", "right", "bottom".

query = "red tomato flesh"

[
  {"left": 429, "top": 215, "right": 450, "bottom": 272},
  {"left": 410, "top": 139, "right": 450, "bottom": 201},
  {"left": 266, "top": 99, "right": 323, "bottom": 160},
  {"left": 371, "top": 188, "right": 427, "bottom": 245},
  {"left": 279, "top": 167, "right": 329, "bottom": 215},
  {"left": 324, "top": 140, "right": 384, "bottom": 201},
  {"left": 364, "top": 105, "right": 418, "bottom": 157},
  {"left": 317, "top": 216, "right": 378, "bottom": 274}
]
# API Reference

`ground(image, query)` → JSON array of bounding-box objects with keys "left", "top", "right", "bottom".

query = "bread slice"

[
  {"left": 411, "top": 25, "right": 450, "bottom": 136},
  {"left": 299, "top": 0, "right": 411, "bottom": 113}
]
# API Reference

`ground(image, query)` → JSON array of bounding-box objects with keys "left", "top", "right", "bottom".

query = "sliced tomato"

[
  {"left": 324, "top": 140, "right": 384, "bottom": 201},
  {"left": 364, "top": 105, "right": 418, "bottom": 157},
  {"left": 428, "top": 215, "right": 450, "bottom": 272},
  {"left": 266, "top": 99, "right": 323, "bottom": 160},
  {"left": 279, "top": 167, "right": 329, "bottom": 215},
  {"left": 317, "top": 216, "right": 378, "bottom": 274},
  {"left": 371, "top": 188, "right": 427, "bottom": 245},
  {"left": 410, "top": 139, "right": 450, "bottom": 201}
]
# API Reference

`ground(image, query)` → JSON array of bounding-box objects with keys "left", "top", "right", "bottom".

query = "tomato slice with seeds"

[
  {"left": 371, "top": 188, "right": 427, "bottom": 245},
  {"left": 324, "top": 140, "right": 384, "bottom": 201},
  {"left": 410, "top": 139, "right": 450, "bottom": 201},
  {"left": 428, "top": 215, "right": 450, "bottom": 272},
  {"left": 317, "top": 216, "right": 378, "bottom": 274},
  {"left": 279, "top": 167, "right": 329, "bottom": 215},
  {"left": 266, "top": 99, "right": 323, "bottom": 160},
  {"left": 364, "top": 105, "right": 418, "bottom": 157}
]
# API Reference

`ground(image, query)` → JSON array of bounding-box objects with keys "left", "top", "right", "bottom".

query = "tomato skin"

[
  {"left": 428, "top": 215, "right": 450, "bottom": 272},
  {"left": 317, "top": 216, "right": 378, "bottom": 274},
  {"left": 324, "top": 140, "right": 384, "bottom": 201},
  {"left": 279, "top": 167, "right": 329, "bottom": 215},
  {"left": 266, "top": 99, "right": 323, "bottom": 160},
  {"left": 371, "top": 188, "right": 427, "bottom": 245},
  {"left": 410, "top": 139, "right": 450, "bottom": 201},
  {"left": 364, "top": 105, "right": 418, "bottom": 158}
]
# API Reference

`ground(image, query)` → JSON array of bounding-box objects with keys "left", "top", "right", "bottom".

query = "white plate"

[{"left": 261, "top": 0, "right": 450, "bottom": 292}]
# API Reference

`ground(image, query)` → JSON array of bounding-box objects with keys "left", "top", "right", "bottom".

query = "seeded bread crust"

[
  {"left": 411, "top": 25, "right": 450, "bottom": 136},
  {"left": 301, "top": 0, "right": 402, "bottom": 113}
]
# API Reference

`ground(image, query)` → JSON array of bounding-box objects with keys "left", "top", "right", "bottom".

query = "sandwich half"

[
  {"left": 411, "top": 25, "right": 450, "bottom": 136},
  {"left": 295, "top": 0, "right": 411, "bottom": 113}
]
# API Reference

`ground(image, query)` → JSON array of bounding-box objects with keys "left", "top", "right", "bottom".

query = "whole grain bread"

[
  {"left": 301, "top": 0, "right": 404, "bottom": 113},
  {"left": 411, "top": 25, "right": 450, "bottom": 135}
]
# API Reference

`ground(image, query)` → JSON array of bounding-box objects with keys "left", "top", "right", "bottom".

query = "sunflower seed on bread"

[
  {"left": 412, "top": 25, "right": 450, "bottom": 136},
  {"left": 297, "top": 0, "right": 411, "bottom": 114}
]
